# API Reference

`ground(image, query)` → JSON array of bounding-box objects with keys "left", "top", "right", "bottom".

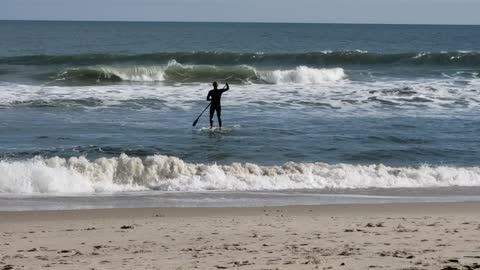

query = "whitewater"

[
  {"left": 2, "top": 154, "right": 480, "bottom": 194},
  {"left": 1, "top": 73, "right": 479, "bottom": 115}
]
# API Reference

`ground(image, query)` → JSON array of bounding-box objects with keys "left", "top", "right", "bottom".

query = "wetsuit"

[{"left": 207, "top": 86, "right": 229, "bottom": 127}]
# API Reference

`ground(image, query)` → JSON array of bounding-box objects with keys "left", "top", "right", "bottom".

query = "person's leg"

[
  {"left": 209, "top": 105, "right": 215, "bottom": 128},
  {"left": 216, "top": 106, "right": 222, "bottom": 128}
]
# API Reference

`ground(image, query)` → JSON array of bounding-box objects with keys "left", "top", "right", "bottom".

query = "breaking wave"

[
  {"left": 258, "top": 66, "right": 345, "bottom": 84},
  {"left": 1, "top": 154, "right": 480, "bottom": 194},
  {"left": 3, "top": 51, "right": 480, "bottom": 66},
  {"left": 55, "top": 62, "right": 345, "bottom": 84}
]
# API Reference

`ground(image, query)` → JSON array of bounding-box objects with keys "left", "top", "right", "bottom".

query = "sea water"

[{"left": 1, "top": 21, "right": 480, "bottom": 210}]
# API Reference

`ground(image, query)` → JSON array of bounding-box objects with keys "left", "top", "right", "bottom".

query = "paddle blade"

[{"left": 192, "top": 118, "right": 199, "bottom": 127}]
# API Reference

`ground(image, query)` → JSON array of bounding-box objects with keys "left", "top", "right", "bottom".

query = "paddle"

[{"left": 192, "top": 103, "right": 211, "bottom": 127}]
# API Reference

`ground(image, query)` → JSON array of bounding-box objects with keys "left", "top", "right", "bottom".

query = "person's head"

[{"left": 213, "top": 81, "right": 218, "bottom": 89}]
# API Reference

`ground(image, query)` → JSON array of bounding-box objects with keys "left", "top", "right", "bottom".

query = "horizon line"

[{"left": 1, "top": 19, "right": 480, "bottom": 27}]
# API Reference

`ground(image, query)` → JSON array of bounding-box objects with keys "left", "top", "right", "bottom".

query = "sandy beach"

[{"left": 1, "top": 202, "right": 480, "bottom": 270}]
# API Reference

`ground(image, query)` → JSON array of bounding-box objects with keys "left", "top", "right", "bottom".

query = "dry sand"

[{"left": 1, "top": 202, "right": 480, "bottom": 270}]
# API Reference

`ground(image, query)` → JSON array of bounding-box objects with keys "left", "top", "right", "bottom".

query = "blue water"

[
  {"left": 1, "top": 21, "right": 480, "bottom": 55},
  {"left": 1, "top": 21, "right": 480, "bottom": 209}
]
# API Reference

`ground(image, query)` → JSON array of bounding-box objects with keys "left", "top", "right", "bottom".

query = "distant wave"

[
  {"left": 2, "top": 51, "right": 480, "bottom": 66},
  {"left": 54, "top": 62, "right": 346, "bottom": 84},
  {"left": 1, "top": 154, "right": 480, "bottom": 194}
]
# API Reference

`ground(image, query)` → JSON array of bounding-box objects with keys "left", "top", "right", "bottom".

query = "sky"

[{"left": 1, "top": 0, "right": 480, "bottom": 25}]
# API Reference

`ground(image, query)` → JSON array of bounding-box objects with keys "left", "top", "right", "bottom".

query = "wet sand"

[{"left": 1, "top": 202, "right": 480, "bottom": 269}]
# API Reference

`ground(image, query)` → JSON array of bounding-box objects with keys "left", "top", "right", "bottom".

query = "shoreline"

[
  {"left": 3, "top": 187, "right": 480, "bottom": 211},
  {"left": 2, "top": 201, "right": 480, "bottom": 217},
  {"left": 2, "top": 202, "right": 480, "bottom": 269}
]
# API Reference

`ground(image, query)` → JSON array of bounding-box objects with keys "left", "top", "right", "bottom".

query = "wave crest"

[
  {"left": 257, "top": 66, "right": 345, "bottom": 84},
  {"left": 1, "top": 154, "right": 480, "bottom": 194},
  {"left": 56, "top": 62, "right": 345, "bottom": 84}
]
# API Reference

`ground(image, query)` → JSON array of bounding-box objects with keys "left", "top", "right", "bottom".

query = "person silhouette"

[{"left": 207, "top": 81, "right": 229, "bottom": 129}]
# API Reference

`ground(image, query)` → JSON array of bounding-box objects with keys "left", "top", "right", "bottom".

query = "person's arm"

[
  {"left": 207, "top": 90, "right": 212, "bottom": 101},
  {"left": 222, "top": 83, "right": 230, "bottom": 92}
]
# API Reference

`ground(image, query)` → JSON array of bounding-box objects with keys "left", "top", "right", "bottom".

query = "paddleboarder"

[{"left": 207, "top": 81, "right": 229, "bottom": 129}]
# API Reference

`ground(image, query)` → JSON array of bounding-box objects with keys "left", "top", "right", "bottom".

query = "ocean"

[{"left": 1, "top": 21, "right": 480, "bottom": 210}]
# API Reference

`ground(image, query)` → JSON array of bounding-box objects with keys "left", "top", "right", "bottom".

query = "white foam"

[
  {"left": 413, "top": 52, "right": 427, "bottom": 59},
  {"left": 257, "top": 66, "right": 345, "bottom": 84},
  {"left": 1, "top": 73, "right": 479, "bottom": 115},
  {"left": 1, "top": 154, "right": 480, "bottom": 194}
]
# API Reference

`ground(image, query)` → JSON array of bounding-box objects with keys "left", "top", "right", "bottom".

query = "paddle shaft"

[{"left": 192, "top": 103, "right": 211, "bottom": 127}]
